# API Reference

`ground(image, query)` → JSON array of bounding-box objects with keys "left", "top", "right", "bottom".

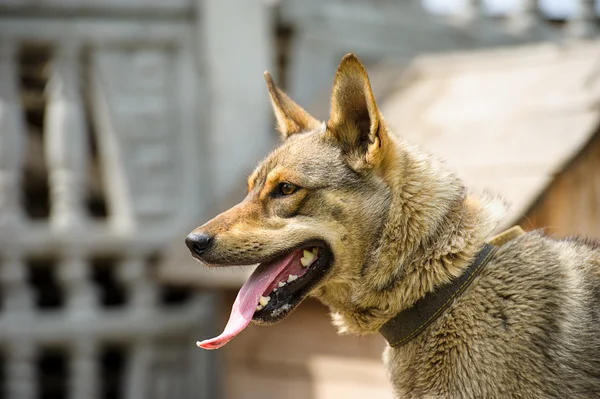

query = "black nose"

[{"left": 185, "top": 233, "right": 213, "bottom": 258}]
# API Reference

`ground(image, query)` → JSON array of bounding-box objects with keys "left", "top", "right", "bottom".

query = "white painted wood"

[
  {"left": 0, "top": 17, "right": 190, "bottom": 43},
  {"left": 0, "top": 10, "right": 217, "bottom": 399},
  {"left": 172, "top": 31, "right": 210, "bottom": 229},
  {"left": 150, "top": 344, "right": 188, "bottom": 399},
  {"left": 0, "top": 0, "right": 192, "bottom": 14},
  {"left": 188, "top": 296, "right": 220, "bottom": 399},
  {"left": 0, "top": 40, "right": 25, "bottom": 227},
  {"left": 88, "top": 59, "right": 136, "bottom": 233},
  {"left": 199, "top": 0, "right": 275, "bottom": 208},
  {"left": 0, "top": 298, "right": 212, "bottom": 342},
  {"left": 0, "top": 251, "right": 32, "bottom": 313},
  {"left": 58, "top": 254, "right": 97, "bottom": 313},
  {"left": 6, "top": 341, "right": 36, "bottom": 399},
  {"left": 70, "top": 340, "right": 99, "bottom": 399},
  {"left": 124, "top": 340, "right": 153, "bottom": 399},
  {"left": 118, "top": 255, "right": 156, "bottom": 309},
  {"left": 90, "top": 38, "right": 208, "bottom": 234},
  {"left": 45, "top": 41, "right": 89, "bottom": 230}
]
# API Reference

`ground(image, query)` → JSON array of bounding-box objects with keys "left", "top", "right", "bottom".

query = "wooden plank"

[
  {"left": 0, "top": 17, "right": 190, "bottom": 42},
  {"left": 0, "top": 0, "right": 191, "bottom": 16},
  {"left": 523, "top": 130, "right": 600, "bottom": 239}
]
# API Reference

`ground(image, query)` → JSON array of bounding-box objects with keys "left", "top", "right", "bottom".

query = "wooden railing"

[{"left": 0, "top": 13, "right": 216, "bottom": 399}]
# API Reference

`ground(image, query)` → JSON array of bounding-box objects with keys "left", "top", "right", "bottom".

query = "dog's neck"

[{"left": 326, "top": 137, "right": 505, "bottom": 335}]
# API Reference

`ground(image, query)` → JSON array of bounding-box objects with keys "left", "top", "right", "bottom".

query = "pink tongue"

[{"left": 196, "top": 252, "right": 297, "bottom": 350}]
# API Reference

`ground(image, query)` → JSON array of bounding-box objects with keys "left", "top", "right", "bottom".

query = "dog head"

[{"left": 188, "top": 54, "right": 404, "bottom": 348}]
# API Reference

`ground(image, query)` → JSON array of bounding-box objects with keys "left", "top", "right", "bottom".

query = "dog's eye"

[{"left": 277, "top": 182, "right": 298, "bottom": 196}]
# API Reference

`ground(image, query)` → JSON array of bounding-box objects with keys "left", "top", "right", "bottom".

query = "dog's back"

[{"left": 384, "top": 231, "right": 600, "bottom": 398}]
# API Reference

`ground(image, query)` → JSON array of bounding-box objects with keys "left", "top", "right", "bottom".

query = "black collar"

[{"left": 379, "top": 243, "right": 498, "bottom": 348}]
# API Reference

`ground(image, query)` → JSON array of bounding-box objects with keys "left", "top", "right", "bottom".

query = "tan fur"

[
  {"left": 190, "top": 54, "right": 600, "bottom": 398},
  {"left": 264, "top": 71, "right": 322, "bottom": 139}
]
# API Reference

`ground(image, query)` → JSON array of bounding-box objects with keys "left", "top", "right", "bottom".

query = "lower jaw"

[
  {"left": 252, "top": 251, "right": 333, "bottom": 323},
  {"left": 252, "top": 295, "right": 302, "bottom": 324}
]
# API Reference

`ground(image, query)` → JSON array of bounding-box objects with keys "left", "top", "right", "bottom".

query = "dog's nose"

[{"left": 185, "top": 233, "right": 213, "bottom": 258}]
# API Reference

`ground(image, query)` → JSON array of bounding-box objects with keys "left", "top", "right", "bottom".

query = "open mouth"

[
  {"left": 197, "top": 241, "right": 333, "bottom": 350},
  {"left": 253, "top": 243, "right": 332, "bottom": 322}
]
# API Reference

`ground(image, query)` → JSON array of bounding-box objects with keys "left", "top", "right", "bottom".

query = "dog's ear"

[
  {"left": 264, "top": 71, "right": 321, "bottom": 139},
  {"left": 327, "top": 54, "right": 388, "bottom": 168}
]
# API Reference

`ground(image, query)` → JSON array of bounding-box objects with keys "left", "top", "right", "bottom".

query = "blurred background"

[{"left": 0, "top": 0, "right": 599, "bottom": 398}]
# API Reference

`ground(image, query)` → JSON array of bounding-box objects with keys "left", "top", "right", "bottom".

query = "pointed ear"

[
  {"left": 327, "top": 54, "right": 387, "bottom": 167},
  {"left": 264, "top": 71, "right": 321, "bottom": 139}
]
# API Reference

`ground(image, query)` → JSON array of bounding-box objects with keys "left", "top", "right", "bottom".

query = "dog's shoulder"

[{"left": 490, "top": 229, "right": 600, "bottom": 287}]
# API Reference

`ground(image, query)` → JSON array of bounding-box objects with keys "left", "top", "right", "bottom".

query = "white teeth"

[
  {"left": 300, "top": 248, "right": 317, "bottom": 267},
  {"left": 287, "top": 274, "right": 298, "bottom": 283},
  {"left": 278, "top": 281, "right": 286, "bottom": 288},
  {"left": 259, "top": 296, "right": 271, "bottom": 306},
  {"left": 256, "top": 295, "right": 270, "bottom": 311}
]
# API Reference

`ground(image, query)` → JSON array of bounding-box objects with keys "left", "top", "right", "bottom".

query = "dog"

[{"left": 186, "top": 54, "right": 600, "bottom": 398}]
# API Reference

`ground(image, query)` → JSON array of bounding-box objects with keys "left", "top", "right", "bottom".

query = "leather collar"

[
  {"left": 379, "top": 226, "right": 525, "bottom": 348},
  {"left": 379, "top": 243, "right": 497, "bottom": 348}
]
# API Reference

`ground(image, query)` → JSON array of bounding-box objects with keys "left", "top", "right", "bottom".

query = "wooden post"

[
  {"left": 70, "top": 340, "right": 99, "bottom": 399},
  {"left": 45, "top": 41, "right": 89, "bottom": 230},
  {"left": 0, "top": 40, "right": 25, "bottom": 227},
  {"left": 118, "top": 254, "right": 155, "bottom": 310},
  {"left": 124, "top": 340, "right": 153, "bottom": 399},
  {"left": 6, "top": 341, "right": 36, "bottom": 399},
  {"left": 199, "top": 0, "right": 275, "bottom": 209},
  {"left": 59, "top": 253, "right": 96, "bottom": 313},
  {"left": 0, "top": 251, "right": 32, "bottom": 313}
]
